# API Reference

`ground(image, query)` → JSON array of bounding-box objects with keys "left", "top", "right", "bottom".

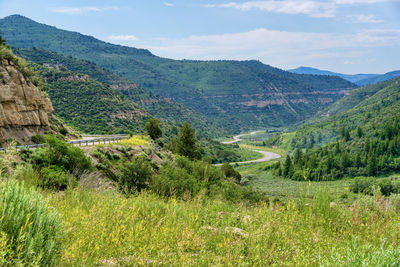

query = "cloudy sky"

[{"left": 0, "top": 0, "right": 399, "bottom": 74}]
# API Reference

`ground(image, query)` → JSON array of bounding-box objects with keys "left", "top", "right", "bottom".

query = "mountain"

[
  {"left": 13, "top": 47, "right": 224, "bottom": 136},
  {"left": 357, "top": 70, "right": 400, "bottom": 86},
  {"left": 288, "top": 66, "right": 377, "bottom": 84},
  {"left": 289, "top": 66, "right": 400, "bottom": 86},
  {"left": 0, "top": 15, "right": 356, "bottom": 132},
  {"left": 290, "top": 77, "right": 400, "bottom": 148}
]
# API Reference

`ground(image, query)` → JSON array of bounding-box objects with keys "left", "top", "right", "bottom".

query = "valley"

[{"left": 1, "top": 7, "right": 400, "bottom": 266}]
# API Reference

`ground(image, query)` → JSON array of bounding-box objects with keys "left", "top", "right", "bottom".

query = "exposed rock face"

[{"left": 0, "top": 58, "right": 53, "bottom": 143}]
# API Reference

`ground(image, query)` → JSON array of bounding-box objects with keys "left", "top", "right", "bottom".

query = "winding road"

[{"left": 215, "top": 131, "right": 281, "bottom": 166}]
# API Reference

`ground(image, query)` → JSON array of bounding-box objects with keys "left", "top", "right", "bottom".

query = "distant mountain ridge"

[
  {"left": 0, "top": 15, "right": 356, "bottom": 132},
  {"left": 288, "top": 66, "right": 377, "bottom": 84},
  {"left": 288, "top": 66, "right": 400, "bottom": 86}
]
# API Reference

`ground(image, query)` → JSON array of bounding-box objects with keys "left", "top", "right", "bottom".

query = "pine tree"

[
  {"left": 145, "top": 118, "right": 162, "bottom": 140},
  {"left": 283, "top": 155, "right": 293, "bottom": 177},
  {"left": 357, "top": 126, "right": 363, "bottom": 138},
  {"left": 367, "top": 152, "right": 377, "bottom": 176},
  {"left": 176, "top": 122, "right": 201, "bottom": 160}
]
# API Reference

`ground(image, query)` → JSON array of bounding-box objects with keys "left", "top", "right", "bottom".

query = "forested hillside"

[
  {"left": 15, "top": 48, "right": 225, "bottom": 136},
  {"left": 0, "top": 15, "right": 356, "bottom": 131},
  {"left": 289, "top": 77, "right": 400, "bottom": 149}
]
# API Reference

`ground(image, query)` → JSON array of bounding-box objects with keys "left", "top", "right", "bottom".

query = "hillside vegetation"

[
  {"left": 0, "top": 15, "right": 356, "bottom": 132},
  {"left": 14, "top": 47, "right": 225, "bottom": 137}
]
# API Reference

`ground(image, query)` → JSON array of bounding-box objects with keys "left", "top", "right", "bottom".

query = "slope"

[
  {"left": 0, "top": 15, "right": 356, "bottom": 131},
  {"left": 357, "top": 70, "right": 400, "bottom": 86},
  {"left": 290, "top": 77, "right": 400, "bottom": 149},
  {"left": 30, "top": 63, "right": 150, "bottom": 134},
  {"left": 14, "top": 47, "right": 223, "bottom": 136}
]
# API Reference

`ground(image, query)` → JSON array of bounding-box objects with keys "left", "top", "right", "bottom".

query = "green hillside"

[
  {"left": 289, "top": 77, "right": 400, "bottom": 149},
  {"left": 14, "top": 48, "right": 224, "bottom": 136},
  {"left": 31, "top": 63, "right": 150, "bottom": 134},
  {"left": 0, "top": 15, "right": 356, "bottom": 131}
]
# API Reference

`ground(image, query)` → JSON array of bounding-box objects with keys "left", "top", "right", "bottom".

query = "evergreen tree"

[
  {"left": 357, "top": 126, "right": 363, "bottom": 138},
  {"left": 293, "top": 147, "right": 303, "bottom": 166},
  {"left": 176, "top": 122, "right": 201, "bottom": 160},
  {"left": 283, "top": 155, "right": 293, "bottom": 177},
  {"left": 0, "top": 32, "right": 6, "bottom": 46},
  {"left": 145, "top": 118, "right": 162, "bottom": 140},
  {"left": 367, "top": 153, "right": 377, "bottom": 176}
]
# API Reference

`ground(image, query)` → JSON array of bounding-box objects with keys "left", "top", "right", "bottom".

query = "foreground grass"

[{"left": 49, "top": 187, "right": 400, "bottom": 266}]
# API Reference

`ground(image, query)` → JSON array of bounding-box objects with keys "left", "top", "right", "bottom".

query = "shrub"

[
  {"left": 221, "top": 163, "right": 242, "bottom": 184},
  {"left": 28, "top": 135, "right": 91, "bottom": 177},
  {"left": 31, "top": 134, "right": 45, "bottom": 144},
  {"left": 153, "top": 164, "right": 200, "bottom": 197},
  {"left": 0, "top": 180, "right": 63, "bottom": 265},
  {"left": 59, "top": 127, "right": 68, "bottom": 136},
  {"left": 117, "top": 156, "right": 153, "bottom": 193},
  {"left": 40, "top": 165, "right": 74, "bottom": 190}
]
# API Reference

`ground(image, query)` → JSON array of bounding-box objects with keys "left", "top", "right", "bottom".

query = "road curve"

[{"left": 216, "top": 131, "right": 281, "bottom": 166}]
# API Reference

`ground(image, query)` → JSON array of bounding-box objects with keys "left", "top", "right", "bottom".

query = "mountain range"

[
  {"left": 288, "top": 66, "right": 400, "bottom": 86},
  {"left": 0, "top": 15, "right": 357, "bottom": 134}
]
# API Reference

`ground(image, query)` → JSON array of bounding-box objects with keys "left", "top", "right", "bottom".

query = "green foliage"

[
  {"left": 117, "top": 156, "right": 153, "bottom": 194},
  {"left": 31, "top": 133, "right": 45, "bottom": 144},
  {"left": 350, "top": 177, "right": 400, "bottom": 196},
  {"left": 220, "top": 163, "right": 242, "bottom": 184},
  {"left": 24, "top": 135, "right": 91, "bottom": 178},
  {"left": 145, "top": 118, "right": 162, "bottom": 140},
  {"left": 176, "top": 122, "right": 201, "bottom": 160},
  {"left": 0, "top": 180, "right": 63, "bottom": 266},
  {"left": 40, "top": 165, "right": 73, "bottom": 191}
]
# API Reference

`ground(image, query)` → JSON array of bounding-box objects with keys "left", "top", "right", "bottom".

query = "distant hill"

[
  {"left": 0, "top": 15, "right": 356, "bottom": 132},
  {"left": 357, "top": 70, "right": 400, "bottom": 86},
  {"left": 289, "top": 66, "right": 400, "bottom": 86},
  {"left": 290, "top": 77, "right": 400, "bottom": 148},
  {"left": 288, "top": 66, "right": 377, "bottom": 84}
]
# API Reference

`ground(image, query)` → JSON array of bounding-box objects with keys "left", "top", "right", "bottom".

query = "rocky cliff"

[{"left": 0, "top": 58, "right": 53, "bottom": 143}]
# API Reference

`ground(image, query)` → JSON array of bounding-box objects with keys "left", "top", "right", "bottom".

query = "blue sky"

[{"left": 0, "top": 0, "right": 399, "bottom": 74}]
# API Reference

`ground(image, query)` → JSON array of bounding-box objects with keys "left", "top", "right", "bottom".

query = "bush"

[
  {"left": 0, "top": 180, "right": 63, "bottom": 265},
  {"left": 153, "top": 164, "right": 200, "bottom": 198},
  {"left": 117, "top": 156, "right": 153, "bottom": 193},
  {"left": 28, "top": 135, "right": 91, "bottom": 177},
  {"left": 31, "top": 134, "right": 45, "bottom": 144},
  {"left": 40, "top": 165, "right": 74, "bottom": 190}
]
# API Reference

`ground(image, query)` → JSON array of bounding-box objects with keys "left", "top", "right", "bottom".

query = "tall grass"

[
  {"left": 0, "top": 180, "right": 64, "bottom": 266},
  {"left": 50, "top": 186, "right": 400, "bottom": 266}
]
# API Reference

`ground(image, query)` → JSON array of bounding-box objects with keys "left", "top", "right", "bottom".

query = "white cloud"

[
  {"left": 164, "top": 2, "right": 174, "bottom": 7},
  {"left": 350, "top": 14, "right": 384, "bottom": 23},
  {"left": 49, "top": 6, "right": 119, "bottom": 15},
  {"left": 108, "top": 35, "right": 138, "bottom": 41},
  {"left": 335, "top": 0, "right": 400, "bottom": 4},
  {"left": 205, "top": 1, "right": 337, "bottom": 18},
  {"left": 144, "top": 28, "right": 400, "bottom": 70}
]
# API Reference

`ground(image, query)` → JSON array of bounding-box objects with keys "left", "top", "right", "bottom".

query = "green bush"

[
  {"left": 117, "top": 156, "right": 153, "bottom": 194},
  {"left": 0, "top": 180, "right": 63, "bottom": 265},
  {"left": 153, "top": 164, "right": 200, "bottom": 197},
  {"left": 27, "top": 135, "right": 91, "bottom": 177},
  {"left": 31, "top": 134, "right": 45, "bottom": 144},
  {"left": 40, "top": 165, "right": 73, "bottom": 190}
]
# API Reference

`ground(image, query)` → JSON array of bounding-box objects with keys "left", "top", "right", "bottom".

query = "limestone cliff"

[{"left": 0, "top": 58, "right": 53, "bottom": 143}]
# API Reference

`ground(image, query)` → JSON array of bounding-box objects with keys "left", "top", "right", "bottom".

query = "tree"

[
  {"left": 176, "top": 122, "right": 201, "bottom": 160},
  {"left": 357, "top": 126, "right": 363, "bottom": 138},
  {"left": 145, "top": 118, "right": 162, "bottom": 140},
  {"left": 367, "top": 152, "right": 377, "bottom": 176},
  {"left": 0, "top": 32, "right": 6, "bottom": 46},
  {"left": 283, "top": 155, "right": 293, "bottom": 177}
]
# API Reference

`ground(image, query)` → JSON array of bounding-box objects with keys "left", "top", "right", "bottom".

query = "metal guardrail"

[{"left": 0, "top": 135, "right": 130, "bottom": 152}]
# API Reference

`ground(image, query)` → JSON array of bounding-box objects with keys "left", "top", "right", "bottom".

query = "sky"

[{"left": 0, "top": 0, "right": 399, "bottom": 74}]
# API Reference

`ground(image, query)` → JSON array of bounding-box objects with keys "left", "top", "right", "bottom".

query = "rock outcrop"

[{"left": 0, "top": 58, "right": 53, "bottom": 143}]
